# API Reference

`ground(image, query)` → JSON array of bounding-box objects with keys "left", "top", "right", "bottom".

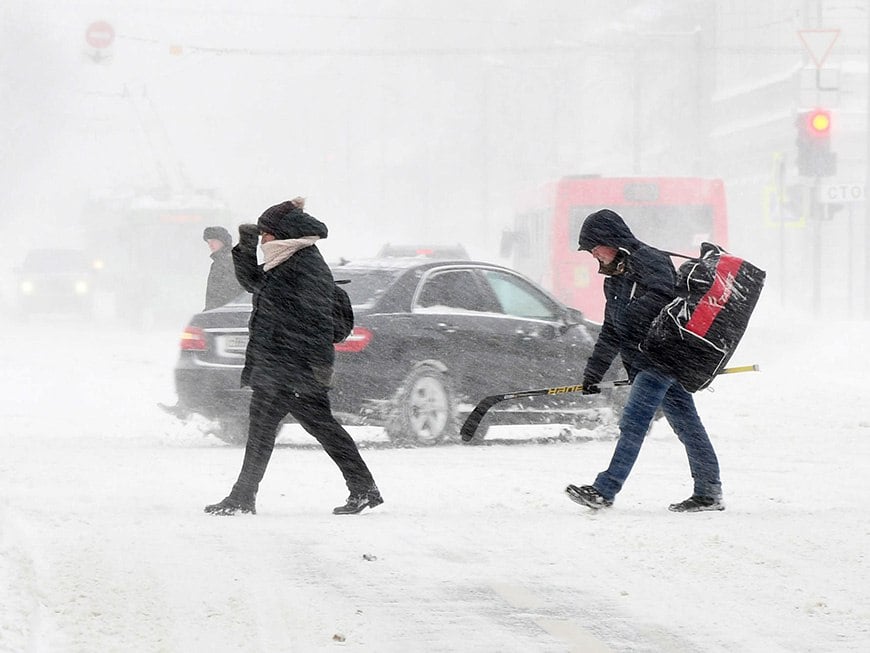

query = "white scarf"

[{"left": 261, "top": 236, "right": 319, "bottom": 271}]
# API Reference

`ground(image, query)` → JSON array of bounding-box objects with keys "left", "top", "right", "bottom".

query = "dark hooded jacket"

[
  {"left": 205, "top": 246, "right": 245, "bottom": 310},
  {"left": 578, "top": 209, "right": 677, "bottom": 383},
  {"left": 232, "top": 204, "right": 335, "bottom": 393}
]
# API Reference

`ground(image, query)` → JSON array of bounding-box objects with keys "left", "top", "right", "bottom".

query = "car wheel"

[
  {"left": 385, "top": 363, "right": 457, "bottom": 446},
  {"left": 211, "top": 416, "right": 249, "bottom": 445}
]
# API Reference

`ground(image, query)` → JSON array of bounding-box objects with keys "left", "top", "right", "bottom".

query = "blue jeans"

[{"left": 594, "top": 369, "right": 722, "bottom": 502}]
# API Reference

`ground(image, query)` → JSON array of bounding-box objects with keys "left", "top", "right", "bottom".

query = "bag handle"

[
  {"left": 658, "top": 242, "right": 726, "bottom": 262},
  {"left": 658, "top": 248, "right": 698, "bottom": 261}
]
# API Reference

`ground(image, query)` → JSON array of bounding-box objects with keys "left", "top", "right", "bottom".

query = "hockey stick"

[{"left": 459, "top": 364, "right": 760, "bottom": 442}]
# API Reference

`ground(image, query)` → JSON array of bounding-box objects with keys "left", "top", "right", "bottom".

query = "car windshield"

[
  {"left": 224, "top": 269, "right": 401, "bottom": 308},
  {"left": 333, "top": 269, "right": 401, "bottom": 307}
]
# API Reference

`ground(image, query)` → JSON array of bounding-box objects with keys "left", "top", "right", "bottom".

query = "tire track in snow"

[{"left": 487, "top": 581, "right": 700, "bottom": 653}]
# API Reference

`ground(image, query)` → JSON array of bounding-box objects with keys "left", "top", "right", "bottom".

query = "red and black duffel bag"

[{"left": 642, "top": 243, "right": 766, "bottom": 392}]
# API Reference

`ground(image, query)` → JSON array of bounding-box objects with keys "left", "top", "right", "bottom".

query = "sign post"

[
  {"left": 84, "top": 21, "right": 115, "bottom": 63},
  {"left": 798, "top": 29, "right": 841, "bottom": 98}
]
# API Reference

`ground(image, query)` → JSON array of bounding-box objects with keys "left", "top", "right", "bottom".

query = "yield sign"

[{"left": 798, "top": 29, "right": 840, "bottom": 68}]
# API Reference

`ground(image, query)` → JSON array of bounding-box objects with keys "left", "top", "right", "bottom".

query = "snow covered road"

[{"left": 1, "top": 315, "right": 869, "bottom": 652}]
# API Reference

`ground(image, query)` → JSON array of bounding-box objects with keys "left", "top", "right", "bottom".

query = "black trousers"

[{"left": 230, "top": 384, "right": 376, "bottom": 501}]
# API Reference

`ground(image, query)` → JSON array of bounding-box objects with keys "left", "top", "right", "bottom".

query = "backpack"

[
  {"left": 332, "top": 280, "right": 354, "bottom": 343},
  {"left": 642, "top": 243, "right": 765, "bottom": 392}
]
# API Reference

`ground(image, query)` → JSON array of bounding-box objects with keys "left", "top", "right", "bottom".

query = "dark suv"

[{"left": 172, "top": 258, "right": 622, "bottom": 445}]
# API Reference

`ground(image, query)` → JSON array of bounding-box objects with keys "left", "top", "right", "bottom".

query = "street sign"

[
  {"left": 797, "top": 29, "right": 839, "bottom": 68},
  {"left": 818, "top": 182, "right": 865, "bottom": 204},
  {"left": 85, "top": 21, "right": 115, "bottom": 49}
]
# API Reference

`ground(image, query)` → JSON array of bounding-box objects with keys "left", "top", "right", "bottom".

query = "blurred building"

[{"left": 707, "top": 0, "right": 868, "bottom": 318}]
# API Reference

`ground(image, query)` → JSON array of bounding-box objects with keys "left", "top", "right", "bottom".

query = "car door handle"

[{"left": 515, "top": 326, "right": 556, "bottom": 340}]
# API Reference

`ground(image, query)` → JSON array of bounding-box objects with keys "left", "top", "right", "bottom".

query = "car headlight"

[
  {"left": 74, "top": 280, "right": 89, "bottom": 295},
  {"left": 19, "top": 280, "right": 35, "bottom": 295}
]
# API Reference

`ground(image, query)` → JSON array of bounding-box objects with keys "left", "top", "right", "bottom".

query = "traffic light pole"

[{"left": 812, "top": 177, "right": 822, "bottom": 317}]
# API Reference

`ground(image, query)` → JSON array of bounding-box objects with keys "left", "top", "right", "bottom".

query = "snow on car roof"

[{"left": 331, "top": 257, "right": 496, "bottom": 272}]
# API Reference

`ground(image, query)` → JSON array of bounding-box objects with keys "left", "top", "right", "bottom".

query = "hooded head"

[
  {"left": 256, "top": 200, "right": 328, "bottom": 241},
  {"left": 202, "top": 226, "right": 232, "bottom": 248},
  {"left": 576, "top": 209, "right": 638, "bottom": 252}
]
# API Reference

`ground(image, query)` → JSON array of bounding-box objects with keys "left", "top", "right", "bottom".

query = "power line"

[{"left": 117, "top": 36, "right": 867, "bottom": 59}]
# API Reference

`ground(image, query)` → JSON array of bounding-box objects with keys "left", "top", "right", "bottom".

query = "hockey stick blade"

[
  {"left": 459, "top": 380, "right": 630, "bottom": 442},
  {"left": 459, "top": 364, "right": 759, "bottom": 442}
]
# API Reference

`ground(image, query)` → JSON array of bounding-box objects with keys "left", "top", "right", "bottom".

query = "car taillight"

[
  {"left": 180, "top": 326, "right": 207, "bottom": 351},
  {"left": 334, "top": 326, "right": 372, "bottom": 353}
]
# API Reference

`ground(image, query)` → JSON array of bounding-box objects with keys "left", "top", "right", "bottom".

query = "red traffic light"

[
  {"left": 805, "top": 109, "right": 831, "bottom": 135},
  {"left": 795, "top": 109, "right": 836, "bottom": 177}
]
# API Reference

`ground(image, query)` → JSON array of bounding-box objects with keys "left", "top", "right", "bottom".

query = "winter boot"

[
  {"left": 668, "top": 495, "right": 724, "bottom": 513},
  {"left": 204, "top": 495, "right": 257, "bottom": 516},
  {"left": 565, "top": 484, "right": 613, "bottom": 510},
  {"left": 333, "top": 487, "right": 384, "bottom": 515}
]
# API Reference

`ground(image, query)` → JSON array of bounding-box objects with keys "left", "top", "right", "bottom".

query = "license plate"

[{"left": 223, "top": 334, "right": 249, "bottom": 352}]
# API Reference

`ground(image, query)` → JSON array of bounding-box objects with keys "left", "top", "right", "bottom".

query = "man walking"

[
  {"left": 205, "top": 198, "right": 382, "bottom": 516},
  {"left": 565, "top": 209, "right": 723, "bottom": 513}
]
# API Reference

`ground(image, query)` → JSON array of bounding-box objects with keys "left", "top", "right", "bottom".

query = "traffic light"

[{"left": 796, "top": 109, "right": 837, "bottom": 177}]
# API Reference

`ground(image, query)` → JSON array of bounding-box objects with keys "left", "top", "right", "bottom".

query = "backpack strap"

[
  {"left": 658, "top": 248, "right": 698, "bottom": 261},
  {"left": 657, "top": 241, "right": 727, "bottom": 262}
]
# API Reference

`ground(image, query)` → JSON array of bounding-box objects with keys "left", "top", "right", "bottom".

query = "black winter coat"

[
  {"left": 580, "top": 211, "right": 677, "bottom": 384},
  {"left": 205, "top": 247, "right": 245, "bottom": 311},
  {"left": 232, "top": 216, "right": 335, "bottom": 394}
]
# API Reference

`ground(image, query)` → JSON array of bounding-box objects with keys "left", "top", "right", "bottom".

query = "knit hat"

[
  {"left": 256, "top": 200, "right": 329, "bottom": 240},
  {"left": 202, "top": 226, "right": 232, "bottom": 247}
]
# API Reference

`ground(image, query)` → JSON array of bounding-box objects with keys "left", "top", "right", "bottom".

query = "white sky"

[{"left": 0, "top": 1, "right": 689, "bottom": 262}]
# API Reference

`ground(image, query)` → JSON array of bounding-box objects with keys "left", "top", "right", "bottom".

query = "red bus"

[{"left": 502, "top": 176, "right": 728, "bottom": 322}]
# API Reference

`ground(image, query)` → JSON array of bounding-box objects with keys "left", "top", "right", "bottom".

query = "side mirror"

[
  {"left": 564, "top": 306, "right": 585, "bottom": 325},
  {"left": 556, "top": 307, "right": 584, "bottom": 335}
]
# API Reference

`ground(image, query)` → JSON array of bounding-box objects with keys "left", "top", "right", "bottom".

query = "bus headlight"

[
  {"left": 74, "top": 280, "right": 89, "bottom": 295},
  {"left": 19, "top": 280, "right": 35, "bottom": 295}
]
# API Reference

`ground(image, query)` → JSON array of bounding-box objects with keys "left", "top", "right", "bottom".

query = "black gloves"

[
  {"left": 238, "top": 223, "right": 259, "bottom": 250},
  {"left": 581, "top": 377, "right": 601, "bottom": 395}
]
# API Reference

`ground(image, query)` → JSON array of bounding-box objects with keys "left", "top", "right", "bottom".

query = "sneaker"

[
  {"left": 565, "top": 484, "right": 613, "bottom": 510},
  {"left": 204, "top": 496, "right": 256, "bottom": 516},
  {"left": 333, "top": 488, "right": 384, "bottom": 515},
  {"left": 668, "top": 495, "right": 724, "bottom": 513}
]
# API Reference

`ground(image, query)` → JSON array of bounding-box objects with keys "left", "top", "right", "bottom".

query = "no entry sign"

[{"left": 85, "top": 21, "right": 115, "bottom": 49}]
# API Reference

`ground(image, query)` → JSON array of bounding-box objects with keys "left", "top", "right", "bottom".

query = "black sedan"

[{"left": 171, "top": 258, "right": 623, "bottom": 445}]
